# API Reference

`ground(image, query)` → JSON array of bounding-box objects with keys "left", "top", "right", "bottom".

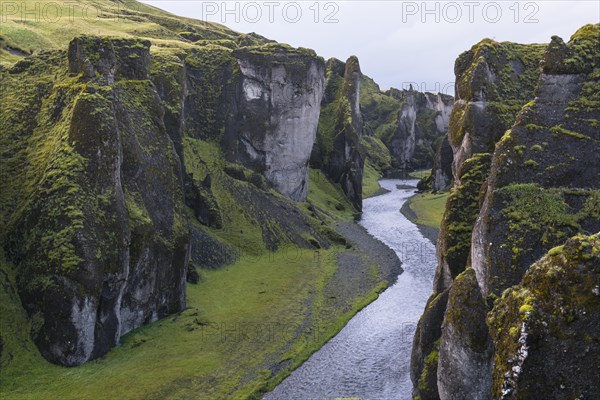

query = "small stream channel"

[{"left": 264, "top": 179, "right": 438, "bottom": 400}]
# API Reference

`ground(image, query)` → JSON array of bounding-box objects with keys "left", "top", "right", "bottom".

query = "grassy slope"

[
  {"left": 0, "top": 0, "right": 241, "bottom": 67},
  {"left": 362, "top": 160, "right": 385, "bottom": 198},
  {"left": 1, "top": 245, "right": 385, "bottom": 399},
  {"left": 409, "top": 168, "right": 432, "bottom": 180},
  {"left": 406, "top": 192, "right": 449, "bottom": 228}
]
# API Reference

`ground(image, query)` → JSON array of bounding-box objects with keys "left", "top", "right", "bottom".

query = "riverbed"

[{"left": 264, "top": 179, "right": 438, "bottom": 400}]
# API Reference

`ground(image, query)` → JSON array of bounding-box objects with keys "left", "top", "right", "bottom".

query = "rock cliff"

[
  {"left": 2, "top": 38, "right": 189, "bottom": 366},
  {"left": 488, "top": 234, "right": 600, "bottom": 399},
  {"left": 412, "top": 24, "right": 600, "bottom": 399},
  {"left": 311, "top": 56, "right": 364, "bottom": 211},
  {"left": 360, "top": 78, "right": 454, "bottom": 174},
  {"left": 228, "top": 45, "right": 325, "bottom": 201},
  {"left": 0, "top": 30, "right": 330, "bottom": 366}
]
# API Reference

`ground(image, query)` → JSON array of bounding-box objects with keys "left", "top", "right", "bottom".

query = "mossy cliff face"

[
  {"left": 412, "top": 24, "right": 600, "bottom": 399},
  {"left": 410, "top": 289, "right": 449, "bottom": 400},
  {"left": 450, "top": 40, "right": 545, "bottom": 183},
  {"left": 1, "top": 37, "right": 189, "bottom": 366},
  {"left": 360, "top": 77, "right": 454, "bottom": 173},
  {"left": 152, "top": 42, "right": 326, "bottom": 203},
  {"left": 411, "top": 38, "right": 543, "bottom": 398},
  {"left": 311, "top": 56, "right": 364, "bottom": 211},
  {"left": 437, "top": 268, "right": 493, "bottom": 400},
  {"left": 488, "top": 234, "right": 600, "bottom": 399},
  {"left": 430, "top": 136, "right": 454, "bottom": 192},
  {"left": 227, "top": 45, "right": 325, "bottom": 201},
  {"left": 472, "top": 24, "right": 600, "bottom": 298}
]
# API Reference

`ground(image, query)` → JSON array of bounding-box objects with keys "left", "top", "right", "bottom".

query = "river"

[{"left": 264, "top": 179, "right": 438, "bottom": 400}]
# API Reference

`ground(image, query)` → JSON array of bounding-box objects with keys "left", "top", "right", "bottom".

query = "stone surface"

[
  {"left": 229, "top": 45, "right": 326, "bottom": 201},
  {"left": 437, "top": 269, "right": 493, "bottom": 400},
  {"left": 311, "top": 56, "right": 365, "bottom": 211},
  {"left": 488, "top": 234, "right": 600, "bottom": 399}
]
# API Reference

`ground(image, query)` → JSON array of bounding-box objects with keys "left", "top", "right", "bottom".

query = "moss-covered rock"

[
  {"left": 450, "top": 40, "right": 544, "bottom": 181},
  {"left": 2, "top": 37, "right": 189, "bottom": 366},
  {"left": 488, "top": 233, "right": 600, "bottom": 399},
  {"left": 472, "top": 24, "right": 600, "bottom": 297},
  {"left": 311, "top": 56, "right": 364, "bottom": 211},
  {"left": 437, "top": 269, "right": 493, "bottom": 400},
  {"left": 411, "top": 290, "right": 449, "bottom": 400}
]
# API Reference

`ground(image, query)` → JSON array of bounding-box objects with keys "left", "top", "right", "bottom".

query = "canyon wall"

[
  {"left": 412, "top": 24, "right": 600, "bottom": 399},
  {"left": 311, "top": 56, "right": 365, "bottom": 211},
  {"left": 0, "top": 33, "right": 329, "bottom": 366},
  {"left": 360, "top": 77, "right": 454, "bottom": 174}
]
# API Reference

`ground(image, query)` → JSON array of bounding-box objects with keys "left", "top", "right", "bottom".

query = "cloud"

[{"left": 142, "top": 1, "right": 600, "bottom": 94}]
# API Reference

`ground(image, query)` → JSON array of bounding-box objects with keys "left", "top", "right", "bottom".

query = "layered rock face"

[
  {"left": 0, "top": 35, "right": 329, "bottom": 366},
  {"left": 488, "top": 234, "right": 600, "bottom": 399},
  {"left": 2, "top": 37, "right": 189, "bottom": 366},
  {"left": 412, "top": 24, "right": 600, "bottom": 399},
  {"left": 360, "top": 78, "right": 454, "bottom": 173},
  {"left": 311, "top": 56, "right": 364, "bottom": 211},
  {"left": 228, "top": 46, "right": 325, "bottom": 201},
  {"left": 388, "top": 89, "right": 453, "bottom": 171}
]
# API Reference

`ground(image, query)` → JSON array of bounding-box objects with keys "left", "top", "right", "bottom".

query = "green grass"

[
  {"left": 0, "top": 245, "right": 386, "bottom": 399},
  {"left": 362, "top": 160, "right": 384, "bottom": 198},
  {"left": 0, "top": 0, "right": 245, "bottom": 67},
  {"left": 406, "top": 192, "right": 449, "bottom": 228},
  {"left": 307, "top": 168, "right": 355, "bottom": 220},
  {"left": 409, "top": 168, "right": 431, "bottom": 180}
]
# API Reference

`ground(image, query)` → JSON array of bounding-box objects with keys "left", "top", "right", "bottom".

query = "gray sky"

[{"left": 142, "top": 1, "right": 599, "bottom": 94}]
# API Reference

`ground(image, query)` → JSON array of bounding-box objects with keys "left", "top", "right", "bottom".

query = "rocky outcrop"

[
  {"left": 471, "top": 25, "right": 600, "bottom": 297},
  {"left": 437, "top": 268, "right": 493, "bottom": 400},
  {"left": 227, "top": 45, "right": 325, "bottom": 201},
  {"left": 412, "top": 24, "right": 600, "bottom": 399},
  {"left": 3, "top": 37, "right": 189, "bottom": 366},
  {"left": 311, "top": 56, "right": 364, "bottom": 211},
  {"left": 360, "top": 78, "right": 454, "bottom": 173},
  {"left": 0, "top": 34, "right": 329, "bottom": 367},
  {"left": 430, "top": 137, "right": 453, "bottom": 191},
  {"left": 488, "top": 234, "right": 600, "bottom": 399},
  {"left": 419, "top": 136, "right": 453, "bottom": 192}
]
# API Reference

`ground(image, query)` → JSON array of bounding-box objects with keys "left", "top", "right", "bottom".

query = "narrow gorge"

[{"left": 0, "top": 1, "right": 598, "bottom": 399}]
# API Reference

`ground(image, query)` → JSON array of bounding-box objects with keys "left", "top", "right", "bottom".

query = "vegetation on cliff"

[
  {"left": 488, "top": 233, "right": 600, "bottom": 399},
  {"left": 412, "top": 24, "right": 600, "bottom": 400},
  {"left": 0, "top": 0, "right": 404, "bottom": 397}
]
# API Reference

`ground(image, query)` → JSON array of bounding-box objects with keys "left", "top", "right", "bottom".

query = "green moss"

[
  {"left": 361, "top": 135, "right": 392, "bottom": 176},
  {"left": 530, "top": 144, "right": 543, "bottom": 151},
  {"left": 495, "top": 184, "right": 592, "bottom": 266},
  {"left": 307, "top": 168, "right": 355, "bottom": 221},
  {"left": 488, "top": 233, "right": 600, "bottom": 398},
  {"left": 362, "top": 160, "right": 385, "bottom": 199},
  {"left": 439, "top": 153, "right": 491, "bottom": 277},
  {"left": 418, "top": 339, "right": 440, "bottom": 397},
  {"left": 549, "top": 124, "right": 598, "bottom": 141},
  {"left": 524, "top": 159, "right": 539, "bottom": 168}
]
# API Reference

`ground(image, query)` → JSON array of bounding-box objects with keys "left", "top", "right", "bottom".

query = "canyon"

[{"left": 0, "top": 1, "right": 598, "bottom": 399}]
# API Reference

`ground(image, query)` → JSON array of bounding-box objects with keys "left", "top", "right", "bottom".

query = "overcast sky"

[{"left": 142, "top": 1, "right": 599, "bottom": 94}]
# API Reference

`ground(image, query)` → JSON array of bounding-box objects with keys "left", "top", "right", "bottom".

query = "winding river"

[{"left": 264, "top": 179, "right": 438, "bottom": 400}]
